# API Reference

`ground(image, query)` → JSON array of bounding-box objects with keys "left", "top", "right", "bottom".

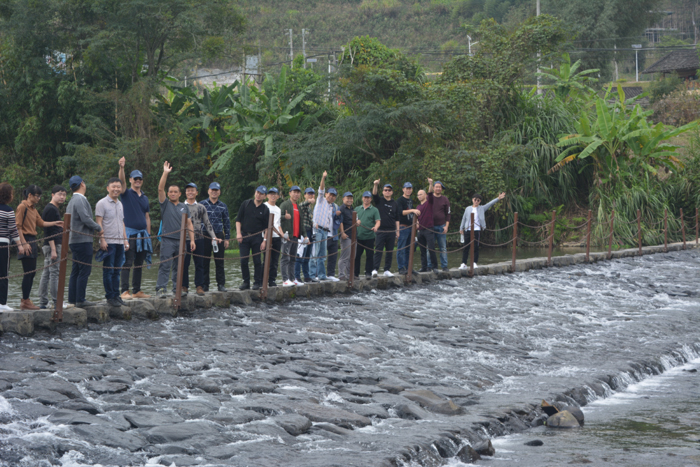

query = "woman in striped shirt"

[
  {"left": 15, "top": 185, "right": 63, "bottom": 310},
  {"left": 0, "top": 183, "right": 25, "bottom": 312}
]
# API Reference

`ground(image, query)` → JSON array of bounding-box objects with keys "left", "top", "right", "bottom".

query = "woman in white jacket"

[{"left": 459, "top": 192, "right": 506, "bottom": 269}]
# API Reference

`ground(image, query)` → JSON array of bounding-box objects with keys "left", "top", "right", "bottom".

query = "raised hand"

[
  {"left": 322, "top": 170, "right": 328, "bottom": 178},
  {"left": 427, "top": 178, "right": 433, "bottom": 185},
  {"left": 118, "top": 157, "right": 126, "bottom": 168},
  {"left": 498, "top": 192, "right": 506, "bottom": 200},
  {"left": 373, "top": 179, "right": 380, "bottom": 186},
  {"left": 163, "top": 161, "right": 173, "bottom": 173}
]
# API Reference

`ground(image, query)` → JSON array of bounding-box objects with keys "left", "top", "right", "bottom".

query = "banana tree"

[
  {"left": 535, "top": 53, "right": 599, "bottom": 102},
  {"left": 551, "top": 85, "right": 698, "bottom": 185}
]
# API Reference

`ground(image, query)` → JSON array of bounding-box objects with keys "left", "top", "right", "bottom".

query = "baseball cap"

[
  {"left": 268, "top": 187, "right": 279, "bottom": 194},
  {"left": 383, "top": 184, "right": 393, "bottom": 189},
  {"left": 289, "top": 185, "right": 301, "bottom": 192},
  {"left": 434, "top": 181, "right": 445, "bottom": 188},
  {"left": 362, "top": 191, "right": 372, "bottom": 197},
  {"left": 185, "top": 182, "right": 197, "bottom": 189},
  {"left": 304, "top": 187, "right": 315, "bottom": 194},
  {"left": 327, "top": 187, "right": 338, "bottom": 195},
  {"left": 209, "top": 182, "right": 221, "bottom": 190},
  {"left": 343, "top": 192, "right": 353, "bottom": 197},
  {"left": 403, "top": 182, "right": 413, "bottom": 188},
  {"left": 130, "top": 170, "right": 143, "bottom": 179},
  {"left": 69, "top": 176, "right": 83, "bottom": 191},
  {"left": 256, "top": 185, "right": 268, "bottom": 194}
]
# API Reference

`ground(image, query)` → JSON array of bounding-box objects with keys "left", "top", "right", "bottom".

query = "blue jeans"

[
  {"left": 295, "top": 228, "right": 312, "bottom": 280},
  {"left": 102, "top": 244, "right": 125, "bottom": 299},
  {"left": 397, "top": 226, "right": 411, "bottom": 271},
  {"left": 434, "top": 224, "right": 448, "bottom": 269},
  {"left": 68, "top": 243, "right": 93, "bottom": 304},
  {"left": 309, "top": 228, "right": 328, "bottom": 280}
]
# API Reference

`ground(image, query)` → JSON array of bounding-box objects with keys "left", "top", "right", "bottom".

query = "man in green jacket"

[
  {"left": 279, "top": 186, "right": 302, "bottom": 286},
  {"left": 354, "top": 191, "right": 381, "bottom": 279}
]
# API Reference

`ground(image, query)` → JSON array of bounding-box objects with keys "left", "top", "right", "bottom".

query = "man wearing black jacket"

[{"left": 371, "top": 179, "right": 399, "bottom": 278}]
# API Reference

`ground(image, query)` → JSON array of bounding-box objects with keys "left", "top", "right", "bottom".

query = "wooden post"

[
  {"left": 468, "top": 212, "right": 475, "bottom": 277},
  {"left": 260, "top": 213, "right": 274, "bottom": 301},
  {"left": 511, "top": 212, "right": 518, "bottom": 273},
  {"left": 637, "top": 209, "right": 642, "bottom": 256},
  {"left": 349, "top": 211, "right": 357, "bottom": 288},
  {"left": 607, "top": 209, "right": 615, "bottom": 260},
  {"left": 173, "top": 213, "right": 187, "bottom": 311},
  {"left": 53, "top": 213, "right": 71, "bottom": 322},
  {"left": 407, "top": 216, "right": 417, "bottom": 284},
  {"left": 681, "top": 208, "right": 686, "bottom": 250},
  {"left": 664, "top": 208, "right": 668, "bottom": 252},
  {"left": 547, "top": 210, "right": 555, "bottom": 267},
  {"left": 585, "top": 210, "right": 592, "bottom": 263}
]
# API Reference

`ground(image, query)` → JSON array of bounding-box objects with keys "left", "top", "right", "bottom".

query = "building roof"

[{"left": 642, "top": 49, "right": 699, "bottom": 74}]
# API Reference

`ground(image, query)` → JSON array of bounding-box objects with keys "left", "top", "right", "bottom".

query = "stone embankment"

[{"left": 0, "top": 242, "right": 695, "bottom": 337}]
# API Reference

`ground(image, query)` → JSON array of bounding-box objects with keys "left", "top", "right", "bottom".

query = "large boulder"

[{"left": 547, "top": 410, "right": 580, "bottom": 428}]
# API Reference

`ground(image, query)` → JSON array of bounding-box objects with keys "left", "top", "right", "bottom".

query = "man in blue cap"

[
  {"left": 183, "top": 182, "right": 217, "bottom": 296},
  {"left": 354, "top": 191, "right": 380, "bottom": 279},
  {"left": 397, "top": 181, "right": 416, "bottom": 275},
  {"left": 280, "top": 185, "right": 302, "bottom": 286},
  {"left": 235, "top": 186, "right": 270, "bottom": 290},
  {"left": 118, "top": 157, "right": 152, "bottom": 299},
  {"left": 294, "top": 187, "right": 315, "bottom": 282},
  {"left": 66, "top": 175, "right": 102, "bottom": 307},
  {"left": 201, "top": 181, "right": 230, "bottom": 292},
  {"left": 371, "top": 179, "right": 400, "bottom": 277},
  {"left": 310, "top": 171, "right": 338, "bottom": 282},
  {"left": 337, "top": 191, "right": 357, "bottom": 281}
]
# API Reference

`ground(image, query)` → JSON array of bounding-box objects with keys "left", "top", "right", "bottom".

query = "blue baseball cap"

[
  {"left": 130, "top": 170, "right": 143, "bottom": 179},
  {"left": 304, "top": 187, "right": 315, "bottom": 194},
  {"left": 209, "top": 182, "right": 221, "bottom": 190},
  {"left": 383, "top": 184, "right": 393, "bottom": 189},
  {"left": 403, "top": 182, "right": 413, "bottom": 188},
  {"left": 362, "top": 191, "right": 372, "bottom": 197},
  {"left": 343, "top": 192, "right": 353, "bottom": 197},
  {"left": 256, "top": 185, "right": 267, "bottom": 194},
  {"left": 434, "top": 181, "right": 445, "bottom": 188},
  {"left": 327, "top": 187, "right": 338, "bottom": 195},
  {"left": 268, "top": 187, "right": 279, "bottom": 194},
  {"left": 289, "top": 185, "right": 301, "bottom": 192},
  {"left": 185, "top": 182, "right": 197, "bottom": 189},
  {"left": 69, "top": 176, "right": 83, "bottom": 190}
]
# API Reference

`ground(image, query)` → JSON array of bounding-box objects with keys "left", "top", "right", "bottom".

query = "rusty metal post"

[
  {"left": 664, "top": 208, "right": 668, "bottom": 252},
  {"left": 173, "top": 213, "right": 187, "bottom": 311},
  {"left": 607, "top": 209, "right": 615, "bottom": 260},
  {"left": 637, "top": 209, "right": 642, "bottom": 256},
  {"left": 468, "top": 212, "right": 475, "bottom": 277},
  {"left": 349, "top": 211, "right": 357, "bottom": 288},
  {"left": 260, "top": 213, "right": 274, "bottom": 301},
  {"left": 52, "top": 213, "right": 71, "bottom": 322},
  {"left": 681, "top": 208, "right": 686, "bottom": 250},
  {"left": 511, "top": 212, "right": 518, "bottom": 273},
  {"left": 547, "top": 210, "right": 555, "bottom": 267},
  {"left": 585, "top": 210, "right": 592, "bottom": 263},
  {"left": 407, "top": 216, "right": 417, "bottom": 284}
]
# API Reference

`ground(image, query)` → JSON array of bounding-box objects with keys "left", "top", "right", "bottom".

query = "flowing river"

[{"left": 0, "top": 249, "right": 698, "bottom": 466}]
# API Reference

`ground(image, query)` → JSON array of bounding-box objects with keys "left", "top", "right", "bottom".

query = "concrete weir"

[{"left": 0, "top": 242, "right": 696, "bottom": 337}]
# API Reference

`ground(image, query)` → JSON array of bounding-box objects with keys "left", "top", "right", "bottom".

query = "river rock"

[
  {"left": 377, "top": 376, "right": 410, "bottom": 394},
  {"left": 86, "top": 380, "right": 129, "bottom": 394},
  {"left": 547, "top": 410, "right": 580, "bottom": 428},
  {"left": 294, "top": 402, "right": 371, "bottom": 428},
  {"left": 272, "top": 413, "right": 312, "bottom": 436},
  {"left": 394, "top": 403, "right": 432, "bottom": 420},
  {"left": 127, "top": 300, "right": 158, "bottom": 320},
  {"left": 32, "top": 309, "right": 56, "bottom": 330},
  {"left": 456, "top": 445, "right": 480, "bottom": 463},
  {"left": 25, "top": 376, "right": 84, "bottom": 400},
  {"left": 400, "top": 389, "right": 463, "bottom": 415},
  {"left": 73, "top": 425, "right": 147, "bottom": 451},
  {"left": 146, "top": 421, "right": 222, "bottom": 444},
  {"left": 473, "top": 439, "right": 495, "bottom": 456},
  {"left": 61, "top": 307, "right": 87, "bottom": 327},
  {"left": 122, "top": 410, "right": 184, "bottom": 428},
  {"left": 48, "top": 409, "right": 117, "bottom": 428},
  {"left": 0, "top": 311, "right": 34, "bottom": 336},
  {"left": 83, "top": 305, "right": 109, "bottom": 323},
  {"left": 525, "top": 439, "right": 544, "bottom": 446}
]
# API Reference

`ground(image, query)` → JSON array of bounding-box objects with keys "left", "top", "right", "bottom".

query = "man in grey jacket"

[
  {"left": 459, "top": 192, "right": 506, "bottom": 269},
  {"left": 66, "top": 176, "right": 103, "bottom": 307}
]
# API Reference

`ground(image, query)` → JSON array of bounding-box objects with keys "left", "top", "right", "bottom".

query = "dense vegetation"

[{"left": 1, "top": 0, "right": 699, "bottom": 249}]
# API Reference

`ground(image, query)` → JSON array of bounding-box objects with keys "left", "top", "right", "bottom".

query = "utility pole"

[
  {"left": 302, "top": 29, "right": 308, "bottom": 69},
  {"left": 614, "top": 44, "right": 619, "bottom": 82},
  {"left": 632, "top": 44, "right": 642, "bottom": 82},
  {"left": 536, "top": 0, "right": 541, "bottom": 95},
  {"left": 287, "top": 29, "right": 294, "bottom": 69}
]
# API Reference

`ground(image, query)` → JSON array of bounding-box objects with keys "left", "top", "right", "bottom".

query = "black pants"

[
  {"left": 417, "top": 229, "right": 438, "bottom": 271},
  {"left": 21, "top": 256, "right": 37, "bottom": 300},
  {"left": 263, "top": 237, "right": 281, "bottom": 284},
  {"left": 68, "top": 242, "right": 93, "bottom": 304},
  {"left": 183, "top": 238, "right": 206, "bottom": 289},
  {"left": 121, "top": 234, "right": 148, "bottom": 294},
  {"left": 354, "top": 238, "right": 375, "bottom": 278},
  {"left": 240, "top": 235, "right": 263, "bottom": 286},
  {"left": 327, "top": 235, "right": 338, "bottom": 277},
  {"left": 373, "top": 231, "right": 395, "bottom": 272},
  {"left": 461, "top": 230, "right": 481, "bottom": 265},
  {"left": 202, "top": 231, "right": 226, "bottom": 289},
  {"left": 0, "top": 246, "right": 9, "bottom": 305}
]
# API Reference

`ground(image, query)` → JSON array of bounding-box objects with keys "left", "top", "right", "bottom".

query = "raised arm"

[
  {"left": 319, "top": 170, "right": 327, "bottom": 192},
  {"left": 118, "top": 157, "right": 127, "bottom": 194},
  {"left": 158, "top": 161, "right": 172, "bottom": 204},
  {"left": 427, "top": 178, "right": 434, "bottom": 194},
  {"left": 484, "top": 192, "right": 506, "bottom": 211}
]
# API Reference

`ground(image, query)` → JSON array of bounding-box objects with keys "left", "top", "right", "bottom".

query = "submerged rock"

[
  {"left": 456, "top": 445, "right": 480, "bottom": 463},
  {"left": 473, "top": 439, "right": 495, "bottom": 456},
  {"left": 524, "top": 439, "right": 544, "bottom": 446}
]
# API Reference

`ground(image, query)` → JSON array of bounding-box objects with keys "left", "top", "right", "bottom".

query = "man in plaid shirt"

[
  {"left": 295, "top": 187, "right": 315, "bottom": 282},
  {"left": 200, "top": 182, "right": 231, "bottom": 292},
  {"left": 309, "top": 171, "right": 338, "bottom": 282}
]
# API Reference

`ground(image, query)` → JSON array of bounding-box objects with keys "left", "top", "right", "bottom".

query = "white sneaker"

[
  {"left": 283, "top": 280, "right": 295, "bottom": 287},
  {"left": 294, "top": 279, "right": 303, "bottom": 286},
  {"left": 383, "top": 270, "right": 394, "bottom": 277},
  {"left": 327, "top": 276, "right": 340, "bottom": 282},
  {"left": 0, "top": 304, "right": 13, "bottom": 312},
  {"left": 473, "top": 263, "right": 478, "bottom": 268},
  {"left": 311, "top": 277, "right": 320, "bottom": 282},
  {"left": 459, "top": 263, "right": 468, "bottom": 270},
  {"left": 371, "top": 270, "right": 378, "bottom": 278}
]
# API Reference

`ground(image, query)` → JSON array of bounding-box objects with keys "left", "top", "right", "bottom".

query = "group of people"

[{"left": 0, "top": 156, "right": 506, "bottom": 312}]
